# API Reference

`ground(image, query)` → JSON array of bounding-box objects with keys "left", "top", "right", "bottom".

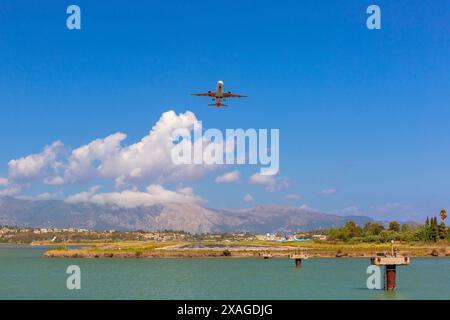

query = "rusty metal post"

[
  {"left": 295, "top": 258, "right": 302, "bottom": 268},
  {"left": 385, "top": 265, "right": 396, "bottom": 290}
]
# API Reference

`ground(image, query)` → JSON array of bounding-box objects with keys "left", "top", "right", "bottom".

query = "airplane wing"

[
  {"left": 191, "top": 92, "right": 215, "bottom": 97},
  {"left": 223, "top": 92, "right": 247, "bottom": 98}
]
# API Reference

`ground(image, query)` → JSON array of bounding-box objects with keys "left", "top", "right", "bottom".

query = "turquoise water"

[{"left": 0, "top": 246, "right": 449, "bottom": 300}]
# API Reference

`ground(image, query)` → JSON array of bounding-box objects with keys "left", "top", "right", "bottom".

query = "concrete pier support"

[
  {"left": 289, "top": 253, "right": 308, "bottom": 268},
  {"left": 385, "top": 265, "right": 396, "bottom": 290},
  {"left": 371, "top": 256, "right": 409, "bottom": 290}
]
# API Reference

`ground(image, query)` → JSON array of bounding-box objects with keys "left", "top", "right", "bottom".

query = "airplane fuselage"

[{"left": 213, "top": 81, "right": 224, "bottom": 106}]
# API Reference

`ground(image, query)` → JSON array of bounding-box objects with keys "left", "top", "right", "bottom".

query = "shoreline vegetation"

[{"left": 2, "top": 212, "right": 449, "bottom": 259}]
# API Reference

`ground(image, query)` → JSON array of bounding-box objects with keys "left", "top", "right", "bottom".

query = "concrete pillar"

[{"left": 385, "top": 265, "right": 396, "bottom": 290}]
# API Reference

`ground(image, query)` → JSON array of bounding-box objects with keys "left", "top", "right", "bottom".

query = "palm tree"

[{"left": 440, "top": 209, "right": 447, "bottom": 222}]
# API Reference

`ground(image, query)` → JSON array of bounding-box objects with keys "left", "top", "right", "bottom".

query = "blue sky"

[{"left": 0, "top": 0, "right": 449, "bottom": 221}]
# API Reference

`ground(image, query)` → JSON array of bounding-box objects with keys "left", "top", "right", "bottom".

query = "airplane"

[{"left": 191, "top": 80, "right": 247, "bottom": 107}]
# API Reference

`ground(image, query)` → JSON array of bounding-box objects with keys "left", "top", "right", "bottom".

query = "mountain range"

[{"left": 0, "top": 196, "right": 374, "bottom": 234}]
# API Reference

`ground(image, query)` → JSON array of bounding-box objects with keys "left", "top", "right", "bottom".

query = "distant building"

[{"left": 312, "top": 234, "right": 327, "bottom": 241}]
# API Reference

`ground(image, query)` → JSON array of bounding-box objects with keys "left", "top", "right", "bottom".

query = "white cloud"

[
  {"left": 43, "top": 176, "right": 64, "bottom": 185},
  {"left": 243, "top": 193, "right": 254, "bottom": 202},
  {"left": 249, "top": 172, "right": 273, "bottom": 184},
  {"left": 215, "top": 170, "right": 240, "bottom": 183},
  {"left": 64, "top": 133, "right": 127, "bottom": 183},
  {"left": 0, "top": 185, "right": 22, "bottom": 196},
  {"left": 105, "top": 111, "right": 217, "bottom": 183},
  {"left": 0, "top": 177, "right": 8, "bottom": 186},
  {"left": 2, "top": 141, "right": 65, "bottom": 196},
  {"left": 64, "top": 111, "right": 212, "bottom": 185},
  {"left": 3, "top": 111, "right": 224, "bottom": 196},
  {"left": 65, "top": 184, "right": 202, "bottom": 208},
  {"left": 285, "top": 194, "right": 302, "bottom": 200},
  {"left": 249, "top": 172, "right": 290, "bottom": 192},
  {"left": 15, "top": 192, "right": 61, "bottom": 201},
  {"left": 65, "top": 185, "right": 101, "bottom": 204},
  {"left": 297, "top": 204, "right": 314, "bottom": 211},
  {"left": 318, "top": 188, "right": 337, "bottom": 195},
  {"left": 8, "top": 141, "right": 64, "bottom": 180}
]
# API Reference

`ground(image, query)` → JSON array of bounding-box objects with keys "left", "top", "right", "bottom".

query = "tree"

[
  {"left": 401, "top": 224, "right": 410, "bottom": 232},
  {"left": 326, "top": 221, "right": 363, "bottom": 242},
  {"left": 342, "top": 220, "right": 362, "bottom": 240},
  {"left": 388, "top": 221, "right": 401, "bottom": 232},
  {"left": 379, "top": 229, "right": 396, "bottom": 242},
  {"left": 430, "top": 217, "right": 439, "bottom": 242},
  {"left": 438, "top": 222, "right": 447, "bottom": 240},
  {"left": 423, "top": 217, "right": 431, "bottom": 241},
  {"left": 363, "top": 223, "right": 384, "bottom": 236}
]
